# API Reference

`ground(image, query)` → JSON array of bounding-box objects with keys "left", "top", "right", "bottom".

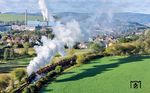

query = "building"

[
  {"left": 27, "top": 21, "right": 56, "bottom": 27},
  {"left": 10, "top": 10, "right": 56, "bottom": 31},
  {"left": 11, "top": 25, "right": 41, "bottom": 31},
  {"left": 0, "top": 25, "right": 11, "bottom": 32}
]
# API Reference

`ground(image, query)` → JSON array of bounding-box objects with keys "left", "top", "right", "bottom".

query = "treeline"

[{"left": 105, "top": 29, "right": 150, "bottom": 55}]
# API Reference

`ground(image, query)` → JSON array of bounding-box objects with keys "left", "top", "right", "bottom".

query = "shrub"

[
  {"left": 28, "top": 84, "right": 36, "bottom": 93},
  {"left": 46, "top": 71, "right": 55, "bottom": 78},
  {"left": 11, "top": 68, "right": 27, "bottom": 82},
  {"left": 38, "top": 78, "right": 46, "bottom": 84},
  {"left": 23, "top": 87, "right": 30, "bottom": 93},
  {"left": 23, "top": 42, "right": 31, "bottom": 55},
  {"left": 89, "top": 42, "right": 105, "bottom": 52},
  {"left": 0, "top": 74, "right": 11, "bottom": 91},
  {"left": 68, "top": 48, "right": 75, "bottom": 55},
  {"left": 9, "top": 48, "right": 15, "bottom": 59},
  {"left": 76, "top": 54, "right": 86, "bottom": 64},
  {"left": 55, "top": 66, "right": 63, "bottom": 74},
  {"left": 28, "top": 48, "right": 36, "bottom": 57},
  {"left": 3, "top": 48, "right": 9, "bottom": 60},
  {"left": 35, "top": 81, "right": 42, "bottom": 89}
]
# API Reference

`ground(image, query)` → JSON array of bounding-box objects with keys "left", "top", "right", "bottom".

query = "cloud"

[{"left": 0, "top": 0, "right": 150, "bottom": 14}]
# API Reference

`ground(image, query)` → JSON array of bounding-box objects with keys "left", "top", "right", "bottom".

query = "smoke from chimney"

[{"left": 38, "top": 0, "right": 49, "bottom": 22}]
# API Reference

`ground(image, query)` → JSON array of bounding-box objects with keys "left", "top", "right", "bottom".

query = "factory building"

[
  {"left": 0, "top": 24, "right": 11, "bottom": 32},
  {"left": 11, "top": 10, "right": 55, "bottom": 31}
]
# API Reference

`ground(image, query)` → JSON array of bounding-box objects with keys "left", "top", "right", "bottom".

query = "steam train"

[{"left": 26, "top": 55, "right": 77, "bottom": 84}]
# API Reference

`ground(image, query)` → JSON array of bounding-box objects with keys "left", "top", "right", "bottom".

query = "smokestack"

[
  {"left": 46, "top": 21, "right": 49, "bottom": 26},
  {"left": 47, "top": 15, "right": 49, "bottom": 26},
  {"left": 25, "top": 10, "right": 27, "bottom": 26}
]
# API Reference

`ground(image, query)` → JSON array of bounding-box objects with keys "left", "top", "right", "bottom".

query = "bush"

[
  {"left": 28, "top": 48, "right": 36, "bottom": 57},
  {"left": 88, "top": 42, "right": 105, "bottom": 52},
  {"left": 0, "top": 74, "right": 11, "bottom": 91},
  {"left": 68, "top": 48, "right": 75, "bottom": 55},
  {"left": 46, "top": 71, "right": 55, "bottom": 78},
  {"left": 76, "top": 54, "right": 86, "bottom": 64},
  {"left": 55, "top": 66, "right": 63, "bottom": 74},
  {"left": 9, "top": 48, "right": 15, "bottom": 59},
  {"left": 23, "top": 42, "right": 31, "bottom": 55},
  {"left": 54, "top": 53, "right": 61, "bottom": 57},
  {"left": 28, "top": 84, "right": 36, "bottom": 93},
  {"left": 23, "top": 87, "right": 30, "bottom": 93},
  {"left": 4, "top": 48, "right": 9, "bottom": 60},
  {"left": 11, "top": 68, "right": 27, "bottom": 82},
  {"left": 35, "top": 81, "right": 42, "bottom": 89},
  {"left": 38, "top": 78, "right": 46, "bottom": 84}
]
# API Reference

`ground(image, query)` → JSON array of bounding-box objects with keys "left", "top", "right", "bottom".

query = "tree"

[
  {"left": 23, "top": 42, "right": 30, "bottom": 55},
  {"left": 89, "top": 42, "right": 105, "bottom": 52},
  {"left": 9, "top": 48, "right": 15, "bottom": 59},
  {"left": 0, "top": 74, "right": 11, "bottom": 92},
  {"left": 68, "top": 48, "right": 75, "bottom": 55},
  {"left": 4, "top": 48, "right": 9, "bottom": 60},
  {"left": 11, "top": 68, "right": 27, "bottom": 82},
  {"left": 144, "top": 29, "right": 150, "bottom": 38}
]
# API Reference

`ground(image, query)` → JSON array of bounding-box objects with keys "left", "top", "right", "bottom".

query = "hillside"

[
  {"left": 54, "top": 12, "right": 150, "bottom": 25},
  {"left": 1, "top": 12, "right": 150, "bottom": 24},
  {"left": 0, "top": 14, "right": 42, "bottom": 22}
]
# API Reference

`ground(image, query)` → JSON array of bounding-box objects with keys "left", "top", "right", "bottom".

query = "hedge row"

[{"left": 77, "top": 52, "right": 103, "bottom": 64}]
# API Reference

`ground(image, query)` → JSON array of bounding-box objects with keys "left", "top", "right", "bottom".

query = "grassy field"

[
  {"left": 41, "top": 56, "right": 150, "bottom": 93},
  {"left": 0, "top": 14, "right": 42, "bottom": 22},
  {"left": 0, "top": 49, "right": 89, "bottom": 74},
  {"left": 0, "top": 57, "right": 32, "bottom": 74}
]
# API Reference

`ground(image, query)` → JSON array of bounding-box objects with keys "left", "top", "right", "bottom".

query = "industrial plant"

[{"left": 11, "top": 10, "right": 56, "bottom": 31}]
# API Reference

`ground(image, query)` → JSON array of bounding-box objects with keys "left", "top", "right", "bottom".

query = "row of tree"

[{"left": 105, "top": 29, "right": 150, "bottom": 55}]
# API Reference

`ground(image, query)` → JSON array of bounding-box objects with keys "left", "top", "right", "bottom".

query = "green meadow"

[
  {"left": 0, "top": 57, "right": 32, "bottom": 74},
  {"left": 41, "top": 56, "right": 150, "bottom": 93},
  {"left": 0, "top": 14, "right": 42, "bottom": 22}
]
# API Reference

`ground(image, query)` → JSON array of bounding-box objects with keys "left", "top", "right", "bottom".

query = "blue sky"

[{"left": 0, "top": 0, "right": 150, "bottom": 14}]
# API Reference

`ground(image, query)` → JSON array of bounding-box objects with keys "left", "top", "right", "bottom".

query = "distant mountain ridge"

[
  {"left": 115, "top": 12, "right": 150, "bottom": 24},
  {"left": 1, "top": 12, "right": 150, "bottom": 36},
  {"left": 3, "top": 12, "right": 150, "bottom": 24}
]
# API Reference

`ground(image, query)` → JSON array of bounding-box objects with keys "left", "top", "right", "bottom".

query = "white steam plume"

[
  {"left": 38, "top": 0, "right": 49, "bottom": 21},
  {"left": 27, "top": 20, "right": 85, "bottom": 75},
  {"left": 53, "top": 20, "right": 86, "bottom": 48},
  {"left": 27, "top": 36, "right": 66, "bottom": 75}
]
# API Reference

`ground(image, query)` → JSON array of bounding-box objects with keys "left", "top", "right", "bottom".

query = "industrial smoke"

[{"left": 38, "top": 0, "right": 49, "bottom": 21}]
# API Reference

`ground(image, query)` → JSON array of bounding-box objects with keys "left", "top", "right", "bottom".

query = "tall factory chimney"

[
  {"left": 46, "top": 16, "right": 49, "bottom": 26},
  {"left": 25, "top": 10, "right": 27, "bottom": 26}
]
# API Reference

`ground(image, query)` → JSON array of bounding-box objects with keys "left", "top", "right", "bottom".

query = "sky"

[{"left": 0, "top": 0, "right": 150, "bottom": 14}]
